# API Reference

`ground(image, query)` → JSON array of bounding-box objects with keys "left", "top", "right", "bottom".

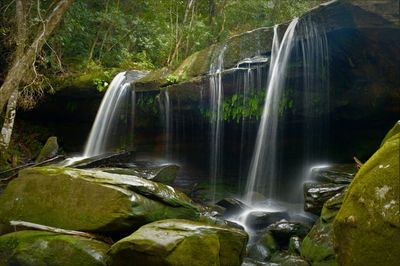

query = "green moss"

[
  {"left": 333, "top": 125, "right": 400, "bottom": 266},
  {"left": 301, "top": 220, "right": 338, "bottom": 266},
  {"left": 108, "top": 219, "right": 248, "bottom": 266},
  {"left": 0, "top": 166, "right": 200, "bottom": 234},
  {"left": 0, "top": 230, "right": 109, "bottom": 266},
  {"left": 380, "top": 120, "right": 400, "bottom": 147}
]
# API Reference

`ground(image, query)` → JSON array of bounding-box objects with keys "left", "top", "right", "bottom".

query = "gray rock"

[
  {"left": 303, "top": 182, "right": 347, "bottom": 215},
  {"left": 267, "top": 221, "right": 310, "bottom": 248},
  {"left": 69, "top": 151, "right": 135, "bottom": 168},
  {"left": 35, "top": 136, "right": 59, "bottom": 163},
  {"left": 216, "top": 197, "right": 250, "bottom": 217},
  {"left": 310, "top": 164, "right": 356, "bottom": 184},
  {"left": 245, "top": 211, "right": 289, "bottom": 230}
]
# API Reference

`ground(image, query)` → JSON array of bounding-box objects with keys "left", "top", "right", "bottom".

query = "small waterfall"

[
  {"left": 162, "top": 89, "right": 173, "bottom": 159},
  {"left": 84, "top": 71, "right": 147, "bottom": 157},
  {"left": 299, "top": 16, "right": 330, "bottom": 173},
  {"left": 209, "top": 45, "right": 226, "bottom": 202},
  {"left": 245, "top": 19, "right": 299, "bottom": 203}
]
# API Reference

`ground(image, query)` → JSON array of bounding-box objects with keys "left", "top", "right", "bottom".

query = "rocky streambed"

[{"left": 0, "top": 121, "right": 399, "bottom": 266}]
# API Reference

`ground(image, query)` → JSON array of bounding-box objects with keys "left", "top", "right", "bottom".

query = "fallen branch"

[
  {"left": 0, "top": 155, "right": 65, "bottom": 180},
  {"left": 9, "top": 220, "right": 113, "bottom": 244}
]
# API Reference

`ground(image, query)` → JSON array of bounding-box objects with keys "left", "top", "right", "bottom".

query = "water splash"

[
  {"left": 84, "top": 71, "right": 146, "bottom": 157},
  {"left": 245, "top": 19, "right": 299, "bottom": 203},
  {"left": 209, "top": 45, "right": 226, "bottom": 202}
]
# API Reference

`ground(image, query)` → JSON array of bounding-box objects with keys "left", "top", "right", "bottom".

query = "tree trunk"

[
  {"left": 0, "top": 0, "right": 74, "bottom": 114},
  {"left": 0, "top": 90, "right": 18, "bottom": 149},
  {"left": 167, "top": 0, "right": 195, "bottom": 65},
  {"left": 0, "top": 0, "right": 27, "bottom": 149}
]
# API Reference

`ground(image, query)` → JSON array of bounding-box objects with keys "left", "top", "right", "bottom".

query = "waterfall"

[
  {"left": 245, "top": 19, "right": 299, "bottom": 203},
  {"left": 209, "top": 45, "right": 226, "bottom": 202},
  {"left": 162, "top": 89, "right": 172, "bottom": 159},
  {"left": 299, "top": 16, "right": 330, "bottom": 177},
  {"left": 84, "top": 71, "right": 147, "bottom": 157}
]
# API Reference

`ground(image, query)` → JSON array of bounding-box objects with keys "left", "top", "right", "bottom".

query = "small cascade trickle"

[
  {"left": 83, "top": 71, "right": 147, "bottom": 157},
  {"left": 245, "top": 19, "right": 299, "bottom": 203},
  {"left": 209, "top": 45, "right": 226, "bottom": 202},
  {"left": 161, "top": 89, "right": 173, "bottom": 159}
]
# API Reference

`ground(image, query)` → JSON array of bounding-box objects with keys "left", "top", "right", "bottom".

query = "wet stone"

[
  {"left": 245, "top": 211, "right": 289, "bottom": 230},
  {"left": 310, "top": 164, "right": 357, "bottom": 184},
  {"left": 266, "top": 221, "right": 310, "bottom": 248},
  {"left": 216, "top": 197, "right": 250, "bottom": 217},
  {"left": 304, "top": 182, "right": 347, "bottom": 215},
  {"left": 69, "top": 151, "right": 135, "bottom": 168}
]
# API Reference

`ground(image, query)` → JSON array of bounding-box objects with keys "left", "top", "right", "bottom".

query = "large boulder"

[
  {"left": 0, "top": 166, "right": 200, "bottom": 234},
  {"left": 108, "top": 219, "right": 248, "bottom": 266},
  {"left": 0, "top": 230, "right": 109, "bottom": 266},
  {"left": 333, "top": 125, "right": 400, "bottom": 266}
]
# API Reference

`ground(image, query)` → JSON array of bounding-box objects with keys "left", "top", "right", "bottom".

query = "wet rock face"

[
  {"left": 0, "top": 230, "right": 109, "bottom": 266},
  {"left": 267, "top": 221, "right": 311, "bottom": 248},
  {"left": 303, "top": 182, "right": 347, "bottom": 215},
  {"left": 69, "top": 151, "right": 135, "bottom": 168},
  {"left": 245, "top": 211, "right": 290, "bottom": 230},
  {"left": 216, "top": 197, "right": 250, "bottom": 217},
  {"left": 333, "top": 124, "right": 400, "bottom": 266},
  {"left": 310, "top": 164, "right": 356, "bottom": 184},
  {"left": 108, "top": 219, "right": 248, "bottom": 266},
  {"left": 0, "top": 166, "right": 200, "bottom": 234}
]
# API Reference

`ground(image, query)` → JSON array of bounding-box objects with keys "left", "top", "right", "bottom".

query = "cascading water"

[
  {"left": 84, "top": 71, "right": 147, "bottom": 157},
  {"left": 244, "top": 15, "right": 331, "bottom": 204},
  {"left": 161, "top": 89, "right": 173, "bottom": 159},
  {"left": 245, "top": 19, "right": 299, "bottom": 203},
  {"left": 298, "top": 16, "right": 330, "bottom": 182},
  {"left": 232, "top": 55, "right": 270, "bottom": 191},
  {"left": 209, "top": 45, "right": 226, "bottom": 202}
]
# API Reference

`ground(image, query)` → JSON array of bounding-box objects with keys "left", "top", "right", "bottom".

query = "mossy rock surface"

[
  {"left": 301, "top": 220, "right": 338, "bottom": 266},
  {"left": 108, "top": 219, "right": 248, "bottom": 266},
  {"left": 380, "top": 120, "right": 400, "bottom": 147},
  {"left": 35, "top": 136, "right": 59, "bottom": 163},
  {"left": 333, "top": 126, "right": 400, "bottom": 266},
  {"left": 0, "top": 230, "right": 109, "bottom": 266},
  {"left": 0, "top": 166, "right": 200, "bottom": 234}
]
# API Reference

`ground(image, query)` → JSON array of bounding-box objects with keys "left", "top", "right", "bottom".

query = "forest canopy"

[{"left": 1, "top": 0, "right": 325, "bottom": 78}]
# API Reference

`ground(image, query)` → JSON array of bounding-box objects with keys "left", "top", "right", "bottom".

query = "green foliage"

[
  {"left": 279, "top": 88, "right": 296, "bottom": 116},
  {"left": 137, "top": 94, "right": 159, "bottom": 115},
  {"left": 223, "top": 89, "right": 266, "bottom": 122},
  {"left": 166, "top": 73, "right": 188, "bottom": 85},
  {"left": 35, "top": 0, "right": 325, "bottom": 74}
]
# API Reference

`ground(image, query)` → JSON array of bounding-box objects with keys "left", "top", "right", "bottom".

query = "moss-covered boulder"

[
  {"left": 333, "top": 126, "right": 400, "bottom": 266},
  {"left": 0, "top": 230, "right": 109, "bottom": 266},
  {"left": 301, "top": 220, "right": 337, "bottom": 266},
  {"left": 108, "top": 219, "right": 248, "bottom": 266},
  {"left": 35, "top": 136, "right": 59, "bottom": 163},
  {"left": 0, "top": 166, "right": 200, "bottom": 234},
  {"left": 301, "top": 188, "right": 347, "bottom": 266}
]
